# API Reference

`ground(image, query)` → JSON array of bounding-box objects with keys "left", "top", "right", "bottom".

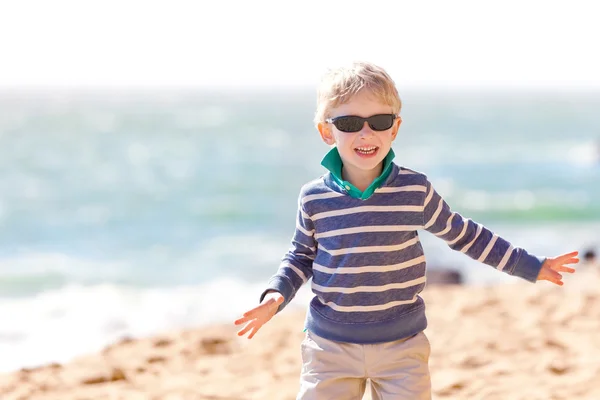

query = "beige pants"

[{"left": 297, "top": 330, "right": 431, "bottom": 400}]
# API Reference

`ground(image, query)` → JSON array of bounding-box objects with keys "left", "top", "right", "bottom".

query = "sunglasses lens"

[
  {"left": 331, "top": 114, "right": 396, "bottom": 132},
  {"left": 333, "top": 116, "right": 364, "bottom": 132},
  {"left": 368, "top": 115, "right": 395, "bottom": 131}
]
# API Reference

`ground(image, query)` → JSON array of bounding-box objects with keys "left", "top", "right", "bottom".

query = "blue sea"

[{"left": 0, "top": 87, "right": 599, "bottom": 372}]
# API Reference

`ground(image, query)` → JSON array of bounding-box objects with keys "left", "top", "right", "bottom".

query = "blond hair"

[{"left": 314, "top": 61, "right": 402, "bottom": 126}]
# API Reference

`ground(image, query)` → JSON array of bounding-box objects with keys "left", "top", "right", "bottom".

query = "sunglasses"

[{"left": 325, "top": 113, "right": 398, "bottom": 133}]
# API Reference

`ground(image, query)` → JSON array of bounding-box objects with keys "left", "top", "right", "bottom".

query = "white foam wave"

[{"left": 0, "top": 278, "right": 312, "bottom": 373}]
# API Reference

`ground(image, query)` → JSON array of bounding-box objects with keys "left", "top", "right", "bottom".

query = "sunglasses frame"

[{"left": 325, "top": 113, "right": 399, "bottom": 133}]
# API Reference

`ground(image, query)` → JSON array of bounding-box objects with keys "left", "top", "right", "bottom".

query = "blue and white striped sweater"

[{"left": 262, "top": 163, "right": 544, "bottom": 344}]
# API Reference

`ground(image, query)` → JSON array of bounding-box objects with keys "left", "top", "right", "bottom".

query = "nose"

[{"left": 358, "top": 122, "right": 375, "bottom": 137}]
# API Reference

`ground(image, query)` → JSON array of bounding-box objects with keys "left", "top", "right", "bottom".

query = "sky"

[{"left": 0, "top": 0, "right": 599, "bottom": 89}]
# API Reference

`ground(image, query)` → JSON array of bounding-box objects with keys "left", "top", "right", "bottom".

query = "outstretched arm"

[
  {"left": 260, "top": 194, "right": 316, "bottom": 310},
  {"left": 422, "top": 180, "right": 578, "bottom": 284},
  {"left": 235, "top": 192, "right": 316, "bottom": 338}
]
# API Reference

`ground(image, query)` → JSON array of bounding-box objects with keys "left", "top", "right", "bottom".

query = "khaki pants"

[{"left": 297, "top": 330, "right": 431, "bottom": 400}]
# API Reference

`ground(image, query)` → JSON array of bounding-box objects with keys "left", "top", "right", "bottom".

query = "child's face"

[{"left": 318, "top": 90, "right": 401, "bottom": 177}]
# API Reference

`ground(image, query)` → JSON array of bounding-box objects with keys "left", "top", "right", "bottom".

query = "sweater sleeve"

[
  {"left": 421, "top": 179, "right": 544, "bottom": 282},
  {"left": 260, "top": 191, "right": 316, "bottom": 312}
]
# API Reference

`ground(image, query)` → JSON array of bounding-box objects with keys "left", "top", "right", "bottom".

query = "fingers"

[
  {"left": 538, "top": 268, "right": 564, "bottom": 286},
  {"left": 236, "top": 321, "right": 256, "bottom": 337},
  {"left": 548, "top": 256, "right": 579, "bottom": 274},
  {"left": 556, "top": 251, "right": 579, "bottom": 264},
  {"left": 247, "top": 325, "right": 261, "bottom": 339},
  {"left": 544, "top": 251, "right": 579, "bottom": 279},
  {"left": 237, "top": 310, "right": 259, "bottom": 323},
  {"left": 558, "top": 257, "right": 579, "bottom": 266},
  {"left": 233, "top": 293, "right": 284, "bottom": 338},
  {"left": 234, "top": 310, "right": 265, "bottom": 334},
  {"left": 549, "top": 271, "right": 563, "bottom": 285},
  {"left": 545, "top": 273, "right": 564, "bottom": 286},
  {"left": 556, "top": 265, "right": 576, "bottom": 274},
  {"left": 238, "top": 303, "right": 267, "bottom": 320},
  {"left": 236, "top": 319, "right": 267, "bottom": 338},
  {"left": 235, "top": 302, "right": 274, "bottom": 326},
  {"left": 234, "top": 301, "right": 281, "bottom": 337}
]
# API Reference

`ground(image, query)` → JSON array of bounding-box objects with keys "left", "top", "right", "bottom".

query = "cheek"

[
  {"left": 329, "top": 131, "right": 344, "bottom": 144},
  {"left": 336, "top": 136, "right": 356, "bottom": 150},
  {"left": 381, "top": 130, "right": 396, "bottom": 144}
]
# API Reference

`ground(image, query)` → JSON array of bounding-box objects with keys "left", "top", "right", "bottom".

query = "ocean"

[{"left": 0, "top": 87, "right": 599, "bottom": 372}]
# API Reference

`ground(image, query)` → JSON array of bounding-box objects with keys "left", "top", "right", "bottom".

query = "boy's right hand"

[{"left": 234, "top": 291, "right": 284, "bottom": 339}]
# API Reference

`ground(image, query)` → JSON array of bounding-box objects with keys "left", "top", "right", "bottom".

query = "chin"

[{"left": 355, "top": 159, "right": 385, "bottom": 172}]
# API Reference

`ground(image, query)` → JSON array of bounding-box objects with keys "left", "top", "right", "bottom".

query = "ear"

[
  {"left": 318, "top": 122, "right": 336, "bottom": 145},
  {"left": 391, "top": 116, "right": 402, "bottom": 141}
]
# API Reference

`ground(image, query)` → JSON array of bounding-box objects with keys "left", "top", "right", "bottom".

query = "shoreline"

[{"left": 1, "top": 282, "right": 599, "bottom": 399}]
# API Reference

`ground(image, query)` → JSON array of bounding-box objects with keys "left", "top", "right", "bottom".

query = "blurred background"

[{"left": 0, "top": 0, "right": 598, "bottom": 372}]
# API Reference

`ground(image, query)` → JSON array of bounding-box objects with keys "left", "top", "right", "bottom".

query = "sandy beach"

[{"left": 1, "top": 279, "right": 599, "bottom": 400}]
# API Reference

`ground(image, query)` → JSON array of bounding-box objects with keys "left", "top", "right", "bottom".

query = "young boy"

[{"left": 234, "top": 62, "right": 579, "bottom": 399}]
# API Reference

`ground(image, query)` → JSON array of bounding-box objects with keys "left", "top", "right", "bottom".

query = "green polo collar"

[{"left": 321, "top": 147, "right": 395, "bottom": 200}]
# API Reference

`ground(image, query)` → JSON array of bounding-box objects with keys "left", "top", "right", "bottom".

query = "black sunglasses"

[{"left": 325, "top": 113, "right": 398, "bottom": 133}]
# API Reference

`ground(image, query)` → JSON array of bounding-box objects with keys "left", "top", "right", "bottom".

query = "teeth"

[{"left": 356, "top": 146, "right": 377, "bottom": 153}]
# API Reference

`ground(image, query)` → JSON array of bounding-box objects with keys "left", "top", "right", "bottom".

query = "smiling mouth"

[{"left": 355, "top": 146, "right": 379, "bottom": 155}]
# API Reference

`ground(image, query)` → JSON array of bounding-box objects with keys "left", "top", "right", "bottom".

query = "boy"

[{"left": 234, "top": 62, "right": 579, "bottom": 399}]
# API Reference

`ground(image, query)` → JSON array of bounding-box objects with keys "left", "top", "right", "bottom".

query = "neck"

[{"left": 342, "top": 163, "right": 383, "bottom": 192}]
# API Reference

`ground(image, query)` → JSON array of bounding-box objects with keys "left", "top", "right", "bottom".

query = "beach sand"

[{"left": 1, "top": 280, "right": 599, "bottom": 400}]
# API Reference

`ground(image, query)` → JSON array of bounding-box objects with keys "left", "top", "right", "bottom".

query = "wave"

[{"left": 0, "top": 279, "right": 313, "bottom": 373}]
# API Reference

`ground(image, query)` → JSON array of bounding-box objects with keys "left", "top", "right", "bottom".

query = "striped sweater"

[{"left": 261, "top": 163, "right": 544, "bottom": 344}]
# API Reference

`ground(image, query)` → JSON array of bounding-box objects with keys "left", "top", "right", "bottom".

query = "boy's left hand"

[{"left": 537, "top": 251, "right": 579, "bottom": 285}]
